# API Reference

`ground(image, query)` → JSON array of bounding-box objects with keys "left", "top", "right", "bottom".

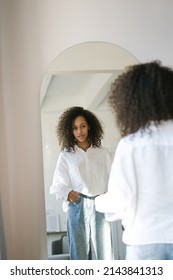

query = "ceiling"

[{"left": 41, "top": 71, "right": 121, "bottom": 112}]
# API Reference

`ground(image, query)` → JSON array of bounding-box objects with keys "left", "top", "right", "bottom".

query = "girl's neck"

[{"left": 77, "top": 141, "right": 91, "bottom": 151}]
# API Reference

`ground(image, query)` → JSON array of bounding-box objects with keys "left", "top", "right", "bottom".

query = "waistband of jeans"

[{"left": 80, "top": 193, "right": 98, "bottom": 199}]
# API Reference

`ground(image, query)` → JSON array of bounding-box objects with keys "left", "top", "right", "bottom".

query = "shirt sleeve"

[
  {"left": 95, "top": 139, "right": 132, "bottom": 220},
  {"left": 49, "top": 152, "right": 72, "bottom": 201}
]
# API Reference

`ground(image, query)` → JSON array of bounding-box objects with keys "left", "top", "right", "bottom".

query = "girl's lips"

[{"left": 77, "top": 135, "right": 85, "bottom": 141}]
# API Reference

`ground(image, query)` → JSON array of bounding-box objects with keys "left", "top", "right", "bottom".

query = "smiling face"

[{"left": 72, "top": 115, "right": 89, "bottom": 147}]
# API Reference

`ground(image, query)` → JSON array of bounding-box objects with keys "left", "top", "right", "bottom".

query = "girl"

[
  {"left": 95, "top": 61, "right": 173, "bottom": 260},
  {"left": 50, "top": 106, "right": 112, "bottom": 260}
]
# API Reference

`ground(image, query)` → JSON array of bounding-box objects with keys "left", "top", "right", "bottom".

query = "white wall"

[
  {"left": 1, "top": 0, "right": 173, "bottom": 259},
  {"left": 41, "top": 111, "right": 66, "bottom": 232}
]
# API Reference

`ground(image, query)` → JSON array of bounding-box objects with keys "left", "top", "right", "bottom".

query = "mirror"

[{"left": 40, "top": 42, "right": 139, "bottom": 257}]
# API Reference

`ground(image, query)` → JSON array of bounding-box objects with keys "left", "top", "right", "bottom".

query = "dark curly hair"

[
  {"left": 109, "top": 60, "right": 173, "bottom": 137},
  {"left": 56, "top": 106, "right": 104, "bottom": 152}
]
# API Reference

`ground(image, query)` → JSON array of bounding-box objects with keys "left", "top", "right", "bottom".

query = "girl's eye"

[{"left": 73, "top": 124, "right": 86, "bottom": 130}]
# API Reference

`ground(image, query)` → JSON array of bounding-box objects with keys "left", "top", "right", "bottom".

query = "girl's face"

[{"left": 72, "top": 116, "right": 89, "bottom": 145}]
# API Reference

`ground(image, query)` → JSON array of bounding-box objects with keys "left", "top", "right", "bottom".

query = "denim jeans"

[
  {"left": 126, "top": 243, "right": 173, "bottom": 260},
  {"left": 67, "top": 194, "right": 113, "bottom": 260}
]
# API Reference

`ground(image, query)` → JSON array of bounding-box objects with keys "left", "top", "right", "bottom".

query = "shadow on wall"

[{"left": 0, "top": 197, "right": 7, "bottom": 259}]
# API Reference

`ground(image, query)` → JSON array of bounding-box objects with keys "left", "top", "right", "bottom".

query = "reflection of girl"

[
  {"left": 50, "top": 106, "right": 112, "bottom": 260},
  {"left": 95, "top": 61, "right": 173, "bottom": 260}
]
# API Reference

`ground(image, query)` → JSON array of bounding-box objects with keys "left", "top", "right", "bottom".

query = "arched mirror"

[{"left": 40, "top": 42, "right": 139, "bottom": 258}]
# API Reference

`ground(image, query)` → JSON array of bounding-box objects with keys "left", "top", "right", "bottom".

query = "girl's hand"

[{"left": 68, "top": 190, "right": 80, "bottom": 202}]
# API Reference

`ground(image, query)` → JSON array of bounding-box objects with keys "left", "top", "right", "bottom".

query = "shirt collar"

[{"left": 75, "top": 144, "right": 93, "bottom": 152}]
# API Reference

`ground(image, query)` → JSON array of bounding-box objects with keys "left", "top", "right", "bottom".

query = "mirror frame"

[{"left": 40, "top": 42, "right": 139, "bottom": 257}]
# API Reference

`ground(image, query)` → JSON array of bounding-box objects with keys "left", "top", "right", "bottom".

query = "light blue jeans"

[
  {"left": 67, "top": 194, "right": 113, "bottom": 260},
  {"left": 126, "top": 244, "right": 173, "bottom": 260}
]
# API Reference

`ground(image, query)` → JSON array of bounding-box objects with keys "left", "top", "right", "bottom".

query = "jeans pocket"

[{"left": 68, "top": 196, "right": 81, "bottom": 206}]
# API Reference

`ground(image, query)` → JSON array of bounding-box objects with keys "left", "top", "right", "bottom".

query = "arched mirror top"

[{"left": 40, "top": 42, "right": 139, "bottom": 104}]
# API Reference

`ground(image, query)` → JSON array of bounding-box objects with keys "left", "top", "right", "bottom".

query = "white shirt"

[
  {"left": 95, "top": 120, "right": 173, "bottom": 245},
  {"left": 50, "top": 145, "right": 111, "bottom": 209}
]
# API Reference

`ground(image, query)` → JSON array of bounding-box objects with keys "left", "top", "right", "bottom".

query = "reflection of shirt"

[
  {"left": 50, "top": 145, "right": 111, "bottom": 203},
  {"left": 95, "top": 120, "right": 173, "bottom": 245}
]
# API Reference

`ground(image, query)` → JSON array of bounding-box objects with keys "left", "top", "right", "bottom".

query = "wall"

[{"left": 0, "top": 0, "right": 173, "bottom": 259}]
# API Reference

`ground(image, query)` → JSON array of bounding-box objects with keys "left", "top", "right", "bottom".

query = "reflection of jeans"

[
  {"left": 67, "top": 194, "right": 112, "bottom": 260},
  {"left": 126, "top": 244, "right": 173, "bottom": 260}
]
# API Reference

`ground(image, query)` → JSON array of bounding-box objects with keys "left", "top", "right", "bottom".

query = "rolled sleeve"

[{"left": 49, "top": 152, "right": 72, "bottom": 201}]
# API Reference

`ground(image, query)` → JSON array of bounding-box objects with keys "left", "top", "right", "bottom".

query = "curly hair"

[
  {"left": 56, "top": 106, "right": 104, "bottom": 152},
  {"left": 109, "top": 60, "right": 173, "bottom": 137}
]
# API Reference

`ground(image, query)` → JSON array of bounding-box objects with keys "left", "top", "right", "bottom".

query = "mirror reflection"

[{"left": 40, "top": 42, "right": 139, "bottom": 259}]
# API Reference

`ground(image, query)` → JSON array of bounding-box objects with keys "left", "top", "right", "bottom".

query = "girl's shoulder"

[
  {"left": 58, "top": 148, "right": 75, "bottom": 159},
  {"left": 92, "top": 145, "right": 111, "bottom": 156},
  {"left": 100, "top": 146, "right": 110, "bottom": 153}
]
